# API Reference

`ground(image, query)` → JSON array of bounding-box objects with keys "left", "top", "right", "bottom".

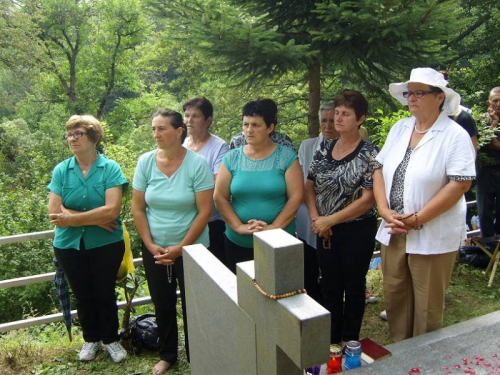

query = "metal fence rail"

[
  {"left": 0, "top": 230, "right": 150, "bottom": 333},
  {"left": 0, "top": 201, "right": 481, "bottom": 333}
]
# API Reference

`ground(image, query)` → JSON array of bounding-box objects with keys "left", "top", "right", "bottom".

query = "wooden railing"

[{"left": 0, "top": 230, "right": 152, "bottom": 333}]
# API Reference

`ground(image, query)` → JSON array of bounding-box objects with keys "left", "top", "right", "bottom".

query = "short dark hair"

[
  {"left": 182, "top": 96, "right": 213, "bottom": 120},
  {"left": 333, "top": 90, "right": 368, "bottom": 121},
  {"left": 153, "top": 108, "right": 187, "bottom": 143},
  {"left": 429, "top": 85, "right": 445, "bottom": 111},
  {"left": 242, "top": 98, "right": 278, "bottom": 128}
]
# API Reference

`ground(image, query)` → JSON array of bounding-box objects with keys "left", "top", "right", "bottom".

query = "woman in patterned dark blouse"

[
  {"left": 305, "top": 90, "right": 379, "bottom": 346},
  {"left": 373, "top": 68, "right": 476, "bottom": 342}
]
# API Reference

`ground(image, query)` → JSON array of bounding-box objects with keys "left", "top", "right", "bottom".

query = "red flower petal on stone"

[
  {"left": 455, "top": 364, "right": 462, "bottom": 369},
  {"left": 444, "top": 365, "right": 449, "bottom": 370}
]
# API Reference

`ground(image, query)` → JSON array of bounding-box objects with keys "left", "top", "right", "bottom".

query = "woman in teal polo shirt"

[
  {"left": 214, "top": 98, "right": 303, "bottom": 273},
  {"left": 48, "top": 115, "right": 128, "bottom": 363},
  {"left": 132, "top": 108, "right": 213, "bottom": 375}
]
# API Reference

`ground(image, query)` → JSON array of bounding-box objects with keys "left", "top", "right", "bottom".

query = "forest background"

[{"left": 0, "top": 0, "right": 499, "bottom": 324}]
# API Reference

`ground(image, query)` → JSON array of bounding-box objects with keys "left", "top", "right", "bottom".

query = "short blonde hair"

[{"left": 65, "top": 115, "right": 104, "bottom": 146}]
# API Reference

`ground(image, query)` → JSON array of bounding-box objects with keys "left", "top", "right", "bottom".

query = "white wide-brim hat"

[{"left": 389, "top": 67, "right": 461, "bottom": 115}]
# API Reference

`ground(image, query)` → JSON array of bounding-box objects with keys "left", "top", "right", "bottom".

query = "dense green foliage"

[{"left": 0, "top": 0, "right": 499, "bottom": 325}]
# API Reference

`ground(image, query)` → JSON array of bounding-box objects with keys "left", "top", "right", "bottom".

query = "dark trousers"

[
  {"left": 54, "top": 240, "right": 124, "bottom": 344},
  {"left": 476, "top": 167, "right": 500, "bottom": 242},
  {"left": 224, "top": 235, "right": 253, "bottom": 274},
  {"left": 317, "top": 218, "right": 376, "bottom": 343},
  {"left": 208, "top": 219, "right": 227, "bottom": 266},
  {"left": 299, "top": 238, "right": 323, "bottom": 305},
  {"left": 142, "top": 244, "right": 189, "bottom": 364}
]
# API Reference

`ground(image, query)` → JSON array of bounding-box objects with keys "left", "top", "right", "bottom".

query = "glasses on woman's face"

[
  {"left": 64, "top": 131, "right": 87, "bottom": 141},
  {"left": 402, "top": 90, "right": 434, "bottom": 99}
]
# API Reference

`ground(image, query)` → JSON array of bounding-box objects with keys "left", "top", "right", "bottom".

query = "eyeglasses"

[
  {"left": 402, "top": 91, "right": 434, "bottom": 99},
  {"left": 64, "top": 131, "right": 87, "bottom": 141}
]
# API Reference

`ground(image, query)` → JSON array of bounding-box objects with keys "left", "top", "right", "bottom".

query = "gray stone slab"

[
  {"left": 333, "top": 310, "right": 500, "bottom": 374},
  {"left": 183, "top": 244, "right": 256, "bottom": 375},
  {"left": 237, "top": 230, "right": 331, "bottom": 374},
  {"left": 278, "top": 296, "right": 330, "bottom": 368},
  {"left": 184, "top": 229, "right": 331, "bottom": 375},
  {"left": 254, "top": 229, "right": 304, "bottom": 295}
]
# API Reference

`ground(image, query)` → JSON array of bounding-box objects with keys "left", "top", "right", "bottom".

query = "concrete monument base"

[{"left": 324, "top": 310, "right": 500, "bottom": 374}]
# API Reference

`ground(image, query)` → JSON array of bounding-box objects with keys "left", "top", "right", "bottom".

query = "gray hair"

[
  {"left": 490, "top": 87, "right": 500, "bottom": 97},
  {"left": 318, "top": 101, "right": 335, "bottom": 121}
]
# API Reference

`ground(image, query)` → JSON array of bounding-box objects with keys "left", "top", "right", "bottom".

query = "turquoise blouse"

[
  {"left": 48, "top": 153, "right": 128, "bottom": 250},
  {"left": 223, "top": 144, "right": 297, "bottom": 248},
  {"left": 132, "top": 149, "right": 214, "bottom": 248}
]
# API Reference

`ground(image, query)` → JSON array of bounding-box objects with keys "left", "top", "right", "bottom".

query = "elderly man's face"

[{"left": 320, "top": 110, "right": 338, "bottom": 140}]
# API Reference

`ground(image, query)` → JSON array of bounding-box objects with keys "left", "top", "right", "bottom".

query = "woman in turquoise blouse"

[
  {"left": 214, "top": 98, "right": 303, "bottom": 273},
  {"left": 132, "top": 108, "right": 213, "bottom": 375},
  {"left": 48, "top": 115, "right": 128, "bottom": 363}
]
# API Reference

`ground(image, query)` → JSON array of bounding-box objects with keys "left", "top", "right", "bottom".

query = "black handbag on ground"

[{"left": 120, "top": 313, "right": 160, "bottom": 353}]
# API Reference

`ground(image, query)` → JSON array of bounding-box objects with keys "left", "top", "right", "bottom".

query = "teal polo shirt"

[{"left": 48, "top": 153, "right": 128, "bottom": 250}]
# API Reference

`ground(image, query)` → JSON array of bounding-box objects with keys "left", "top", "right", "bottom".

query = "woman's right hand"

[
  {"left": 379, "top": 208, "right": 410, "bottom": 235},
  {"left": 147, "top": 243, "right": 167, "bottom": 257},
  {"left": 233, "top": 219, "right": 270, "bottom": 235}
]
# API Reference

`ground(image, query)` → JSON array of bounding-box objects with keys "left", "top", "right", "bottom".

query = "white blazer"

[{"left": 375, "top": 112, "right": 476, "bottom": 255}]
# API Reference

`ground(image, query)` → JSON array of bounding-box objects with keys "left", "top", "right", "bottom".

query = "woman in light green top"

[
  {"left": 48, "top": 115, "right": 128, "bottom": 363},
  {"left": 132, "top": 108, "right": 213, "bottom": 375},
  {"left": 214, "top": 98, "right": 303, "bottom": 273}
]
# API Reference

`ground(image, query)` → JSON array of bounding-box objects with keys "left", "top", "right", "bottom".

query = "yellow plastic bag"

[{"left": 117, "top": 223, "right": 135, "bottom": 282}]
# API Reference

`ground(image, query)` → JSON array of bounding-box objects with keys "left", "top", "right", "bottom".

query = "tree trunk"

[{"left": 308, "top": 58, "right": 321, "bottom": 138}]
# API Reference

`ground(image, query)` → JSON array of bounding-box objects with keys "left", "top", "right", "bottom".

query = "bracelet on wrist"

[{"left": 413, "top": 212, "right": 423, "bottom": 230}]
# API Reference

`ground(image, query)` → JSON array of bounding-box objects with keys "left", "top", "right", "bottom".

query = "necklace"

[
  {"left": 336, "top": 137, "right": 361, "bottom": 153},
  {"left": 414, "top": 124, "right": 431, "bottom": 134},
  {"left": 246, "top": 142, "right": 273, "bottom": 160},
  {"left": 79, "top": 153, "right": 97, "bottom": 176}
]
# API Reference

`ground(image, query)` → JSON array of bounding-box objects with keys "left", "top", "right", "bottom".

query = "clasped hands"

[
  {"left": 234, "top": 219, "right": 276, "bottom": 235},
  {"left": 381, "top": 209, "right": 418, "bottom": 235},
  {"left": 150, "top": 244, "right": 182, "bottom": 266},
  {"left": 49, "top": 205, "right": 118, "bottom": 232},
  {"left": 310, "top": 215, "right": 333, "bottom": 239}
]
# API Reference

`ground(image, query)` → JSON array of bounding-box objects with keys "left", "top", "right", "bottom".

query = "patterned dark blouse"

[
  {"left": 389, "top": 147, "right": 413, "bottom": 214},
  {"left": 307, "top": 138, "right": 379, "bottom": 221}
]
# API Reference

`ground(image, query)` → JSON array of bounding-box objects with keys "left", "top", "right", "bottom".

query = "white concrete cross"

[{"left": 183, "top": 228, "right": 330, "bottom": 375}]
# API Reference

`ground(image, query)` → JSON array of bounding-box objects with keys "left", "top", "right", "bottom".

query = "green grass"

[
  {"left": 361, "top": 263, "right": 500, "bottom": 346},
  {"left": 1, "top": 263, "right": 499, "bottom": 374}
]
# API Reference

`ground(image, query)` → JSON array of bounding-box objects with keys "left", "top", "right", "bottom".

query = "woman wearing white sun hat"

[{"left": 373, "top": 68, "right": 476, "bottom": 341}]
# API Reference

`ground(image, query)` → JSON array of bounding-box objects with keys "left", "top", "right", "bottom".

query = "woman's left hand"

[
  {"left": 49, "top": 205, "right": 74, "bottom": 227},
  {"left": 154, "top": 244, "right": 182, "bottom": 265},
  {"left": 384, "top": 212, "right": 414, "bottom": 234},
  {"left": 247, "top": 219, "right": 277, "bottom": 233},
  {"left": 311, "top": 216, "right": 333, "bottom": 236}
]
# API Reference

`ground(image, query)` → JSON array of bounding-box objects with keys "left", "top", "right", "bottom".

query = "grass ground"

[{"left": 1, "top": 263, "right": 499, "bottom": 374}]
